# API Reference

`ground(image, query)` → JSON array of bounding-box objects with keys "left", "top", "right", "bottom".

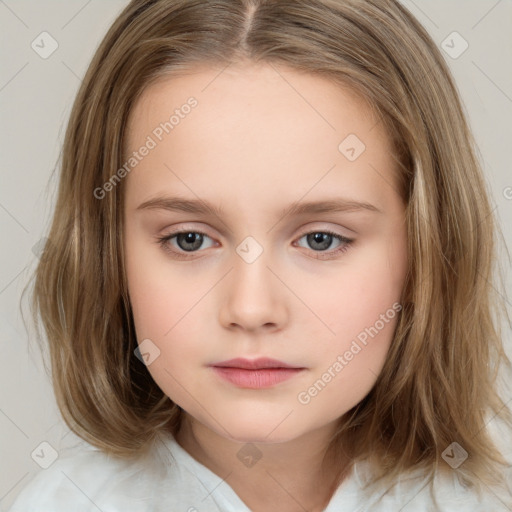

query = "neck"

[{"left": 175, "top": 415, "right": 349, "bottom": 512}]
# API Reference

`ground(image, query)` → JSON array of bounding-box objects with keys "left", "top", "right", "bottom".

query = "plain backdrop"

[{"left": 1, "top": 0, "right": 511, "bottom": 509}]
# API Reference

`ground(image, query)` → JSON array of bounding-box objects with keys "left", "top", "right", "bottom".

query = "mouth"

[{"left": 209, "top": 357, "right": 306, "bottom": 389}]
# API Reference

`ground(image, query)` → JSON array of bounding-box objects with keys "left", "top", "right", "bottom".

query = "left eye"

[
  {"left": 156, "top": 229, "right": 354, "bottom": 260},
  {"left": 295, "top": 230, "right": 352, "bottom": 255}
]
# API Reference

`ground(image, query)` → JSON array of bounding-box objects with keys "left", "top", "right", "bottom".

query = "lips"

[
  {"left": 209, "top": 358, "right": 305, "bottom": 388},
  {"left": 212, "top": 357, "right": 301, "bottom": 370}
]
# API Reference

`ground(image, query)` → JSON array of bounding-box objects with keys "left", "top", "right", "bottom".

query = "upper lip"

[{"left": 211, "top": 357, "right": 303, "bottom": 370}]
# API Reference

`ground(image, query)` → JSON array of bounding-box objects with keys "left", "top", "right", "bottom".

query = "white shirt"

[{"left": 6, "top": 430, "right": 512, "bottom": 511}]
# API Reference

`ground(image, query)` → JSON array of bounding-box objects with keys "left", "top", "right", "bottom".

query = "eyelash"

[{"left": 156, "top": 228, "right": 354, "bottom": 261}]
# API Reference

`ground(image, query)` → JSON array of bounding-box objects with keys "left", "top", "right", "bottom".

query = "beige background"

[{"left": 1, "top": 0, "right": 511, "bottom": 509}]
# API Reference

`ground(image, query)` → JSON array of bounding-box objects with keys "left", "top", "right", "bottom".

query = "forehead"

[
  {"left": 128, "top": 62, "right": 380, "bottom": 143},
  {"left": 124, "top": 62, "right": 401, "bottom": 213}
]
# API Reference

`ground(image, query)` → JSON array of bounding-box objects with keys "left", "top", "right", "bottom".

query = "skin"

[{"left": 123, "top": 61, "right": 408, "bottom": 511}]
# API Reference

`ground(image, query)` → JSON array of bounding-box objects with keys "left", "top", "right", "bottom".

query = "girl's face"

[{"left": 123, "top": 62, "right": 408, "bottom": 443}]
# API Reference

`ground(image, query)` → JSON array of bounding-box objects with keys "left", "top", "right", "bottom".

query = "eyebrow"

[{"left": 135, "top": 195, "right": 382, "bottom": 218}]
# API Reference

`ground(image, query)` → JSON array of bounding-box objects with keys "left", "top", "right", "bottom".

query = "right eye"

[{"left": 156, "top": 230, "right": 216, "bottom": 259}]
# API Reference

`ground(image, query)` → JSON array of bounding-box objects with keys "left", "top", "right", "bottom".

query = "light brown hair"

[{"left": 23, "top": 0, "right": 512, "bottom": 506}]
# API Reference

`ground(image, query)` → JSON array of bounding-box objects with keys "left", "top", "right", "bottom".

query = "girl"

[{"left": 9, "top": 0, "right": 512, "bottom": 510}]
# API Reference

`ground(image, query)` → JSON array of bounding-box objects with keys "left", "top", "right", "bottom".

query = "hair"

[{"left": 22, "top": 0, "right": 512, "bottom": 507}]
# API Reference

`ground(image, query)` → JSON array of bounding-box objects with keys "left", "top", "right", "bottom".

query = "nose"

[{"left": 218, "top": 249, "right": 288, "bottom": 333}]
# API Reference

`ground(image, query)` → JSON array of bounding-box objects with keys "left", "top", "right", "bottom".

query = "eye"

[
  {"left": 294, "top": 230, "right": 354, "bottom": 260},
  {"left": 156, "top": 228, "right": 354, "bottom": 260},
  {"left": 156, "top": 230, "right": 215, "bottom": 259}
]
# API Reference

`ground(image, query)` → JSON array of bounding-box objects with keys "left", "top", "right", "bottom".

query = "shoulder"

[
  {"left": 6, "top": 433, "right": 239, "bottom": 512},
  {"left": 338, "top": 456, "right": 512, "bottom": 512},
  {"left": 354, "top": 416, "right": 512, "bottom": 511},
  {"left": 6, "top": 441, "right": 154, "bottom": 512},
  {"left": 378, "top": 465, "right": 512, "bottom": 511}
]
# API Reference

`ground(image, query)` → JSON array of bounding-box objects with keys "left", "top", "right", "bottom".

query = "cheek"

[
  {"left": 125, "top": 232, "right": 208, "bottom": 338},
  {"left": 124, "top": 236, "right": 217, "bottom": 404},
  {"left": 292, "top": 291, "right": 400, "bottom": 433},
  {"left": 293, "top": 235, "right": 406, "bottom": 401},
  {"left": 302, "top": 236, "right": 405, "bottom": 346},
  {"left": 127, "top": 267, "right": 210, "bottom": 365}
]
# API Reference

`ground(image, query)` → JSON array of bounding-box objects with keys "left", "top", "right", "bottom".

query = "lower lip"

[{"left": 211, "top": 367, "right": 304, "bottom": 388}]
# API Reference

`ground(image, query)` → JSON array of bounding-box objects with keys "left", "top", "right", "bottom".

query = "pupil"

[
  {"left": 178, "top": 232, "right": 203, "bottom": 251},
  {"left": 309, "top": 232, "right": 331, "bottom": 251}
]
